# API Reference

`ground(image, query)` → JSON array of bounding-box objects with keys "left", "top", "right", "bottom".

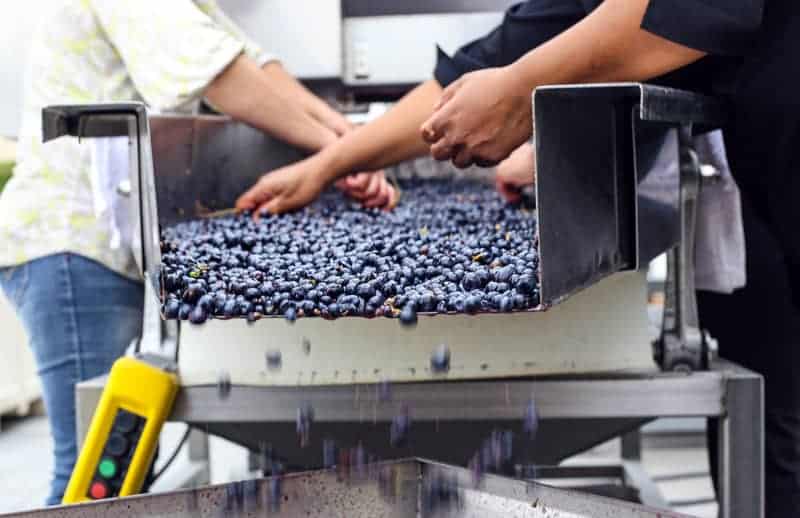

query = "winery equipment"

[
  {"left": 42, "top": 82, "right": 763, "bottom": 517},
  {"left": 4, "top": 458, "right": 695, "bottom": 518},
  {"left": 62, "top": 357, "right": 179, "bottom": 504}
]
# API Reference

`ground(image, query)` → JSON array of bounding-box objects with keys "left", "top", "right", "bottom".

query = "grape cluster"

[{"left": 159, "top": 179, "right": 540, "bottom": 326}]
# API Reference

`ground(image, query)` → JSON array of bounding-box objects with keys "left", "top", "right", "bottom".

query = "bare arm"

[
  {"left": 205, "top": 55, "right": 338, "bottom": 152},
  {"left": 260, "top": 62, "right": 353, "bottom": 136},
  {"left": 317, "top": 80, "right": 443, "bottom": 184},
  {"left": 423, "top": 0, "right": 707, "bottom": 166},
  {"left": 509, "top": 0, "right": 705, "bottom": 87},
  {"left": 235, "top": 80, "right": 443, "bottom": 214}
]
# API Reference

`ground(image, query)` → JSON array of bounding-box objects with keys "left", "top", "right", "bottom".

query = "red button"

[{"left": 89, "top": 481, "right": 109, "bottom": 499}]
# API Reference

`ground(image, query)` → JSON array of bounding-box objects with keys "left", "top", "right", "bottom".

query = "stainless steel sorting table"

[{"left": 75, "top": 359, "right": 763, "bottom": 518}]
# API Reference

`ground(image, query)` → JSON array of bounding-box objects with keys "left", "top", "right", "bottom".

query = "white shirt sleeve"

[{"left": 89, "top": 0, "right": 246, "bottom": 111}]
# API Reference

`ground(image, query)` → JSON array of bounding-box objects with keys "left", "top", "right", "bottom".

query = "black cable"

[{"left": 151, "top": 425, "right": 192, "bottom": 482}]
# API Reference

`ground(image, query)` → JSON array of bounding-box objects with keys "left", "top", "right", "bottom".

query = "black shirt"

[{"left": 435, "top": 0, "right": 800, "bottom": 305}]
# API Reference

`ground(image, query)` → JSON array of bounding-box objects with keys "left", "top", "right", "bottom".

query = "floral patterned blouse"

[{"left": 0, "top": 0, "right": 272, "bottom": 280}]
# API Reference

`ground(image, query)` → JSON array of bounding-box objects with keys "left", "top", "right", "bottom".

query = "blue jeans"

[{"left": 0, "top": 253, "right": 143, "bottom": 505}]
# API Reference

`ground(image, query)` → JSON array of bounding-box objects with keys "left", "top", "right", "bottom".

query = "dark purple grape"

[
  {"left": 399, "top": 305, "right": 418, "bottom": 327},
  {"left": 189, "top": 305, "right": 208, "bottom": 325},
  {"left": 163, "top": 299, "right": 180, "bottom": 318},
  {"left": 159, "top": 180, "right": 539, "bottom": 326},
  {"left": 464, "top": 295, "right": 481, "bottom": 314},
  {"left": 178, "top": 303, "right": 193, "bottom": 320}
]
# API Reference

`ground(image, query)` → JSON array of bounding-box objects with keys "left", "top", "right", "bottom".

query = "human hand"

[
  {"left": 236, "top": 157, "right": 330, "bottom": 216},
  {"left": 495, "top": 143, "right": 535, "bottom": 203},
  {"left": 335, "top": 171, "right": 399, "bottom": 210},
  {"left": 420, "top": 67, "right": 533, "bottom": 169}
]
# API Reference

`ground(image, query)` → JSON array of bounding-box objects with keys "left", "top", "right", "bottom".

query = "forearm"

[
  {"left": 262, "top": 62, "right": 351, "bottom": 135},
  {"left": 509, "top": 0, "right": 706, "bottom": 89},
  {"left": 205, "top": 55, "right": 336, "bottom": 151},
  {"left": 315, "top": 80, "right": 443, "bottom": 183}
]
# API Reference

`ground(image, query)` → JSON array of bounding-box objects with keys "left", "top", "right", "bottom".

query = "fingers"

[
  {"left": 420, "top": 101, "right": 454, "bottom": 145},
  {"left": 256, "top": 196, "right": 284, "bottom": 217},
  {"left": 363, "top": 180, "right": 392, "bottom": 209},
  {"left": 236, "top": 176, "right": 273, "bottom": 211},
  {"left": 420, "top": 110, "right": 446, "bottom": 145},
  {"left": 452, "top": 146, "right": 475, "bottom": 169},
  {"left": 423, "top": 76, "right": 467, "bottom": 143},
  {"left": 387, "top": 184, "right": 400, "bottom": 210},
  {"left": 338, "top": 172, "right": 383, "bottom": 201},
  {"left": 430, "top": 138, "right": 455, "bottom": 162},
  {"left": 496, "top": 177, "right": 522, "bottom": 204},
  {"left": 363, "top": 174, "right": 383, "bottom": 200},
  {"left": 432, "top": 76, "right": 464, "bottom": 111}
]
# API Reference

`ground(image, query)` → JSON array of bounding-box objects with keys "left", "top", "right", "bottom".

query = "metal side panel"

[
  {"left": 149, "top": 116, "right": 307, "bottom": 228},
  {"left": 176, "top": 271, "right": 653, "bottom": 387},
  {"left": 41, "top": 103, "right": 160, "bottom": 296},
  {"left": 532, "top": 83, "right": 727, "bottom": 307},
  {"left": 4, "top": 459, "right": 690, "bottom": 518},
  {"left": 195, "top": 418, "right": 650, "bottom": 468}
]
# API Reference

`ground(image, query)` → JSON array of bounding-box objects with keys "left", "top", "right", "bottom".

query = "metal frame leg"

[
  {"left": 621, "top": 430, "right": 642, "bottom": 461},
  {"left": 717, "top": 369, "right": 764, "bottom": 518}
]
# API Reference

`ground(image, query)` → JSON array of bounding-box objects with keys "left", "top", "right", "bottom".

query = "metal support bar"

[
  {"left": 653, "top": 125, "right": 706, "bottom": 372},
  {"left": 622, "top": 460, "right": 671, "bottom": 510},
  {"left": 622, "top": 429, "right": 643, "bottom": 460},
  {"left": 170, "top": 371, "right": 726, "bottom": 423},
  {"left": 717, "top": 366, "right": 765, "bottom": 518}
]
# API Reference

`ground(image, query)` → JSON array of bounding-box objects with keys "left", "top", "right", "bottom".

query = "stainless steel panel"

[
  {"left": 149, "top": 116, "right": 307, "bottom": 227},
  {"left": 41, "top": 103, "right": 161, "bottom": 298},
  {"left": 533, "top": 83, "right": 728, "bottom": 306},
  {"left": 4, "top": 459, "right": 690, "bottom": 518},
  {"left": 193, "top": 418, "right": 649, "bottom": 468}
]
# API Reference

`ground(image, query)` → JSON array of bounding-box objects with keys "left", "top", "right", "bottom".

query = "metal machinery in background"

[{"left": 33, "top": 82, "right": 764, "bottom": 518}]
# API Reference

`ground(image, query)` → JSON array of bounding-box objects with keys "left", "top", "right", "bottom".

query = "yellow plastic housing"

[{"left": 62, "top": 357, "right": 179, "bottom": 504}]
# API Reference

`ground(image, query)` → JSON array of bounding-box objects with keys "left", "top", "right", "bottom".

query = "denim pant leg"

[{"left": 0, "top": 253, "right": 143, "bottom": 505}]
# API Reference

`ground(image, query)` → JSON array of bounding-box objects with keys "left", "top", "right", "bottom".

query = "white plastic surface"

[
  {"left": 217, "top": 0, "right": 342, "bottom": 78},
  {"left": 343, "top": 13, "right": 504, "bottom": 85},
  {"left": 178, "top": 272, "right": 655, "bottom": 387}
]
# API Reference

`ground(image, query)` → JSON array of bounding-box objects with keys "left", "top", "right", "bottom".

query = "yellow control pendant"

[{"left": 62, "top": 357, "right": 179, "bottom": 504}]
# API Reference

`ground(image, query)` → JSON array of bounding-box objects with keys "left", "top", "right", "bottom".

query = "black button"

[
  {"left": 114, "top": 411, "right": 139, "bottom": 434},
  {"left": 106, "top": 433, "right": 130, "bottom": 457}
]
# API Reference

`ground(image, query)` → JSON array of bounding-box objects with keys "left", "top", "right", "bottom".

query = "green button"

[{"left": 98, "top": 458, "right": 117, "bottom": 479}]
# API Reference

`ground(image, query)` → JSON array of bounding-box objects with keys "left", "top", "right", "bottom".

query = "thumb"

[
  {"left": 261, "top": 195, "right": 290, "bottom": 216},
  {"left": 496, "top": 177, "right": 521, "bottom": 204},
  {"left": 236, "top": 187, "right": 261, "bottom": 211},
  {"left": 236, "top": 175, "right": 276, "bottom": 210},
  {"left": 433, "top": 76, "right": 464, "bottom": 111}
]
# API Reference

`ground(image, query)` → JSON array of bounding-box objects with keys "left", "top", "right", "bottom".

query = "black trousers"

[{"left": 699, "top": 194, "right": 800, "bottom": 518}]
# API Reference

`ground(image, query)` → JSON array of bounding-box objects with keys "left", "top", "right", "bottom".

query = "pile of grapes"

[{"left": 159, "top": 179, "right": 540, "bottom": 326}]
